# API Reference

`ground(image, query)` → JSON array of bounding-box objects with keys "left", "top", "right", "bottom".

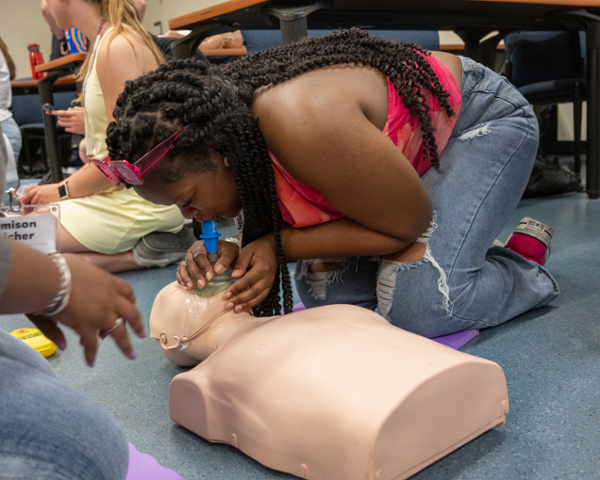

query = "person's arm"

[
  {"left": 19, "top": 163, "right": 118, "bottom": 205},
  {"left": 0, "top": 239, "right": 62, "bottom": 314},
  {"left": 41, "top": 0, "right": 65, "bottom": 39},
  {"left": 130, "top": 0, "right": 146, "bottom": 21},
  {"left": 280, "top": 217, "right": 419, "bottom": 262},
  {"left": 0, "top": 239, "right": 145, "bottom": 365}
]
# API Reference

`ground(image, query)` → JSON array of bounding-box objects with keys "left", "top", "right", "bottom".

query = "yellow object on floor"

[{"left": 11, "top": 328, "right": 57, "bottom": 357}]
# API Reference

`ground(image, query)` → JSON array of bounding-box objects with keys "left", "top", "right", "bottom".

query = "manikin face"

[
  {"left": 149, "top": 282, "right": 252, "bottom": 366},
  {"left": 135, "top": 152, "right": 242, "bottom": 223}
]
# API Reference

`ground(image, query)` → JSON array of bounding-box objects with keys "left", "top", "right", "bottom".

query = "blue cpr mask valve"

[
  {"left": 200, "top": 220, "right": 221, "bottom": 264},
  {"left": 192, "top": 220, "right": 235, "bottom": 296},
  {"left": 200, "top": 220, "right": 220, "bottom": 253}
]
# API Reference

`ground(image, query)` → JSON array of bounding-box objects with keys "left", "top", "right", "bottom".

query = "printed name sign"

[{"left": 0, "top": 210, "right": 58, "bottom": 254}]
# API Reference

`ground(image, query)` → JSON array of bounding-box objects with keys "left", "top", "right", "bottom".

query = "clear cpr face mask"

[{"left": 157, "top": 270, "right": 241, "bottom": 352}]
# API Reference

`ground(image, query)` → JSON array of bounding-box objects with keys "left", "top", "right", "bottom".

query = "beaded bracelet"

[{"left": 32, "top": 253, "right": 72, "bottom": 317}]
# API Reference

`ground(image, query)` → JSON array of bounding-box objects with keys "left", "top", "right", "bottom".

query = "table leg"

[
  {"left": 586, "top": 18, "right": 600, "bottom": 199},
  {"left": 454, "top": 28, "right": 503, "bottom": 69},
  {"left": 455, "top": 28, "right": 486, "bottom": 64},
  {"left": 266, "top": 2, "right": 323, "bottom": 44},
  {"left": 38, "top": 72, "right": 65, "bottom": 184}
]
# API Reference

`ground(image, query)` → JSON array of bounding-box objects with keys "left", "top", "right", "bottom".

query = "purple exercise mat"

[
  {"left": 431, "top": 329, "right": 479, "bottom": 349},
  {"left": 291, "top": 302, "right": 479, "bottom": 350},
  {"left": 126, "top": 443, "right": 186, "bottom": 480}
]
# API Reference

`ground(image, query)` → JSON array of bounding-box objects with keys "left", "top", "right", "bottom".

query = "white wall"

[
  {"left": 0, "top": 0, "right": 54, "bottom": 80},
  {"left": 558, "top": 103, "right": 587, "bottom": 141},
  {"left": 142, "top": 0, "right": 221, "bottom": 34}
]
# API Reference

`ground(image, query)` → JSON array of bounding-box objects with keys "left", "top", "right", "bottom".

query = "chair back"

[
  {"left": 11, "top": 84, "right": 77, "bottom": 127},
  {"left": 242, "top": 29, "right": 440, "bottom": 52},
  {"left": 371, "top": 30, "right": 440, "bottom": 50},
  {"left": 504, "top": 31, "right": 585, "bottom": 88}
]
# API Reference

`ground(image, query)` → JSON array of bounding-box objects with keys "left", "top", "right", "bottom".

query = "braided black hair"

[{"left": 106, "top": 28, "right": 455, "bottom": 316}]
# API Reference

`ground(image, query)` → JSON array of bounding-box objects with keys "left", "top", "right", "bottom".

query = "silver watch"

[{"left": 58, "top": 181, "right": 70, "bottom": 200}]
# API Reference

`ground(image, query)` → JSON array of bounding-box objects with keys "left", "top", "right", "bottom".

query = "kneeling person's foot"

[
  {"left": 505, "top": 217, "right": 553, "bottom": 266},
  {"left": 132, "top": 226, "right": 196, "bottom": 268}
]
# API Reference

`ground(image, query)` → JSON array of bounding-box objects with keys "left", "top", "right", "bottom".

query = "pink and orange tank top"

[{"left": 271, "top": 53, "right": 463, "bottom": 228}]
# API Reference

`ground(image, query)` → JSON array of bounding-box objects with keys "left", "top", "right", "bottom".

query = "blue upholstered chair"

[
  {"left": 242, "top": 29, "right": 440, "bottom": 52},
  {"left": 504, "top": 30, "right": 586, "bottom": 174}
]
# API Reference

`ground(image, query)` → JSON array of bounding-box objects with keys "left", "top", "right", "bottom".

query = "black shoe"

[{"left": 37, "top": 171, "right": 54, "bottom": 185}]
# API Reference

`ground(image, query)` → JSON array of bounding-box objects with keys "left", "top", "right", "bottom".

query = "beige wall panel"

[
  {"left": 558, "top": 102, "right": 587, "bottom": 142},
  {"left": 143, "top": 0, "right": 222, "bottom": 34},
  {"left": 0, "top": 0, "right": 53, "bottom": 79}
]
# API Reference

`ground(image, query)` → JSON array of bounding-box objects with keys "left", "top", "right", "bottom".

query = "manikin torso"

[{"left": 150, "top": 282, "right": 509, "bottom": 480}]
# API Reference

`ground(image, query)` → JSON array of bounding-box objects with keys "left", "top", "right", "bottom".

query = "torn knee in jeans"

[
  {"left": 378, "top": 216, "right": 438, "bottom": 315},
  {"left": 377, "top": 259, "right": 398, "bottom": 316},
  {"left": 457, "top": 122, "right": 491, "bottom": 141},
  {"left": 377, "top": 244, "right": 454, "bottom": 318},
  {"left": 298, "top": 258, "right": 346, "bottom": 300}
]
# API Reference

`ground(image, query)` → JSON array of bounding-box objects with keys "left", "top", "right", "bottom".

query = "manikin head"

[{"left": 149, "top": 281, "right": 256, "bottom": 366}]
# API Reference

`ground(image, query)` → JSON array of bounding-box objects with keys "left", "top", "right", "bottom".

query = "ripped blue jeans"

[{"left": 295, "top": 56, "right": 559, "bottom": 338}]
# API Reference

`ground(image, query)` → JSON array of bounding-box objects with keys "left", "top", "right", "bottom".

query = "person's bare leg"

[
  {"left": 59, "top": 225, "right": 144, "bottom": 272},
  {"left": 79, "top": 250, "right": 145, "bottom": 273}
]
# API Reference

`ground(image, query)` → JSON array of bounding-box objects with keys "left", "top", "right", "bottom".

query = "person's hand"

[
  {"left": 19, "top": 184, "right": 61, "bottom": 205},
  {"left": 60, "top": 39, "right": 69, "bottom": 56},
  {"left": 200, "top": 34, "right": 224, "bottom": 50},
  {"left": 177, "top": 239, "right": 241, "bottom": 290},
  {"left": 222, "top": 235, "right": 278, "bottom": 313},
  {"left": 159, "top": 30, "right": 184, "bottom": 38},
  {"left": 27, "top": 253, "right": 145, "bottom": 366},
  {"left": 47, "top": 106, "right": 85, "bottom": 135}
]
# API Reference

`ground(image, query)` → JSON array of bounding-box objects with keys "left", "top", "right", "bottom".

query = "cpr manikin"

[{"left": 150, "top": 282, "right": 509, "bottom": 480}]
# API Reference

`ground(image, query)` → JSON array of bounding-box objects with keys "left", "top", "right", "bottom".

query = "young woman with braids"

[
  {"left": 20, "top": 0, "right": 190, "bottom": 272},
  {"left": 105, "top": 29, "right": 558, "bottom": 335}
]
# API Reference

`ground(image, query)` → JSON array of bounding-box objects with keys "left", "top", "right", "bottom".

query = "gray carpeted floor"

[{"left": 2, "top": 164, "right": 599, "bottom": 480}]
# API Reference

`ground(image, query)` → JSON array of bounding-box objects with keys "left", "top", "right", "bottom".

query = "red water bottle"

[{"left": 28, "top": 43, "right": 45, "bottom": 80}]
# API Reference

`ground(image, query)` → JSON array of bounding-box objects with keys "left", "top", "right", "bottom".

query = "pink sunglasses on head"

[{"left": 93, "top": 124, "right": 197, "bottom": 185}]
